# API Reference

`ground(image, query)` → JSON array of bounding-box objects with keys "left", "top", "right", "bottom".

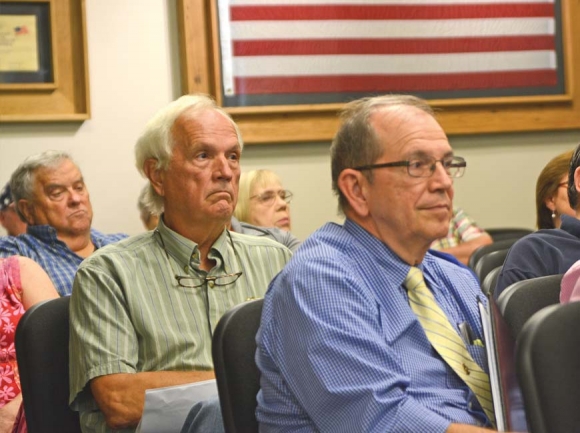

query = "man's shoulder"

[
  {"left": 83, "top": 231, "right": 156, "bottom": 265},
  {"left": 90, "top": 228, "right": 129, "bottom": 246},
  {"left": 0, "top": 233, "right": 41, "bottom": 258},
  {"left": 425, "top": 250, "right": 476, "bottom": 279},
  {"left": 277, "top": 223, "right": 357, "bottom": 275}
]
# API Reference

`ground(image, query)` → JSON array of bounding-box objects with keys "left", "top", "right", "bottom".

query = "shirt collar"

[
  {"left": 26, "top": 224, "right": 60, "bottom": 243},
  {"left": 343, "top": 218, "right": 415, "bottom": 285},
  {"left": 156, "top": 215, "right": 230, "bottom": 272}
]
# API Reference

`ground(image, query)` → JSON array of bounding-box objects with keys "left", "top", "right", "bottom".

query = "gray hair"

[
  {"left": 330, "top": 94, "right": 435, "bottom": 213},
  {"left": 10, "top": 150, "right": 74, "bottom": 220},
  {"left": 137, "top": 183, "right": 158, "bottom": 217},
  {"left": 135, "top": 94, "right": 244, "bottom": 214}
]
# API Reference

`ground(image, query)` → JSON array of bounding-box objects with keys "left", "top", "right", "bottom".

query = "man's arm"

[
  {"left": 440, "top": 233, "right": 493, "bottom": 265},
  {"left": 90, "top": 370, "right": 215, "bottom": 429}
]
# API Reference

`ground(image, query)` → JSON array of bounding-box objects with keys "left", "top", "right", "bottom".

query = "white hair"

[{"left": 134, "top": 94, "right": 243, "bottom": 214}]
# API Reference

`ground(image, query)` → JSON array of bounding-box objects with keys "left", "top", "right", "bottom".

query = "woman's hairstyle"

[
  {"left": 134, "top": 94, "right": 243, "bottom": 215},
  {"left": 234, "top": 169, "right": 282, "bottom": 223},
  {"left": 536, "top": 149, "right": 574, "bottom": 229}
]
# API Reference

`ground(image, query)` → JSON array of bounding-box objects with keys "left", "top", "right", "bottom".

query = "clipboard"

[{"left": 479, "top": 296, "right": 528, "bottom": 432}]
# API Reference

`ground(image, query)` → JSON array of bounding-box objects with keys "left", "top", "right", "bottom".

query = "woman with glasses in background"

[
  {"left": 235, "top": 169, "right": 293, "bottom": 231},
  {"left": 536, "top": 150, "right": 575, "bottom": 229}
]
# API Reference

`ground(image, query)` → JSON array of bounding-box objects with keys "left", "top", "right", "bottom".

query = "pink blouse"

[
  {"left": 560, "top": 260, "right": 580, "bottom": 303},
  {"left": 0, "top": 256, "right": 24, "bottom": 409}
]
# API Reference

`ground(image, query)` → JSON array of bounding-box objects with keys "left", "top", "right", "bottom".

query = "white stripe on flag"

[
  {"left": 231, "top": 18, "right": 555, "bottom": 40},
  {"left": 232, "top": 51, "right": 556, "bottom": 77}
]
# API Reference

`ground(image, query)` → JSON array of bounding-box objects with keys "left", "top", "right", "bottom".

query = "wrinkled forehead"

[
  {"left": 370, "top": 105, "right": 451, "bottom": 158},
  {"left": 34, "top": 159, "right": 82, "bottom": 186},
  {"left": 174, "top": 108, "right": 240, "bottom": 146}
]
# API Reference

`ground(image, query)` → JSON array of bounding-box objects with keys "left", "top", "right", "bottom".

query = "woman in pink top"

[
  {"left": 0, "top": 256, "right": 58, "bottom": 433},
  {"left": 561, "top": 260, "right": 580, "bottom": 303}
]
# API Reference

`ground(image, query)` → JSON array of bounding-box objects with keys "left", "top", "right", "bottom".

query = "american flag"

[
  {"left": 217, "top": 0, "right": 563, "bottom": 107},
  {"left": 14, "top": 25, "right": 28, "bottom": 35}
]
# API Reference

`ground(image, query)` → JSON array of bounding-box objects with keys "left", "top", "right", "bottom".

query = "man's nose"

[
  {"left": 68, "top": 189, "right": 83, "bottom": 204},
  {"left": 430, "top": 161, "right": 453, "bottom": 190},
  {"left": 215, "top": 156, "right": 234, "bottom": 179}
]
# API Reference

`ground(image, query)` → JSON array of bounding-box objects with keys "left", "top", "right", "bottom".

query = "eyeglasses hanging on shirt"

[{"left": 155, "top": 228, "right": 243, "bottom": 288}]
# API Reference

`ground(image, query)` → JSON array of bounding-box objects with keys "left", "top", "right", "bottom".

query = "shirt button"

[
  {"left": 468, "top": 402, "right": 473, "bottom": 410},
  {"left": 208, "top": 281, "right": 215, "bottom": 288},
  {"left": 463, "top": 364, "right": 471, "bottom": 375}
]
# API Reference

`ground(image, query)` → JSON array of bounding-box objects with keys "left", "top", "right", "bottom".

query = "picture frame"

[
  {"left": 0, "top": 0, "right": 90, "bottom": 122},
  {"left": 177, "top": 0, "right": 580, "bottom": 144}
]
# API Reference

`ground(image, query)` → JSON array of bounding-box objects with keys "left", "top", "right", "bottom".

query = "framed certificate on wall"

[{"left": 0, "top": 0, "right": 90, "bottom": 122}]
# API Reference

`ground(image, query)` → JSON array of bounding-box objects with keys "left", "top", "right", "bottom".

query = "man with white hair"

[
  {"left": 69, "top": 94, "right": 292, "bottom": 432},
  {"left": 0, "top": 151, "right": 126, "bottom": 295}
]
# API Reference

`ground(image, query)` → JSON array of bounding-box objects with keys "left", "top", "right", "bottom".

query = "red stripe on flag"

[
  {"left": 230, "top": 4, "right": 554, "bottom": 21},
  {"left": 233, "top": 70, "right": 558, "bottom": 94},
  {"left": 234, "top": 36, "right": 555, "bottom": 56}
]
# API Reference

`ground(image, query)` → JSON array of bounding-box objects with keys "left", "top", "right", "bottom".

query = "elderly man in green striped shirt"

[{"left": 69, "top": 95, "right": 292, "bottom": 433}]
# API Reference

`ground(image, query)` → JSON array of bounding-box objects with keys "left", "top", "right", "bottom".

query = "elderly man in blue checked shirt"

[
  {"left": 0, "top": 151, "right": 126, "bottom": 295},
  {"left": 69, "top": 94, "right": 292, "bottom": 433},
  {"left": 256, "top": 95, "right": 519, "bottom": 433}
]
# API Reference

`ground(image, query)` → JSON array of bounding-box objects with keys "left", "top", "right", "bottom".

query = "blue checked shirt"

[
  {"left": 256, "top": 219, "right": 492, "bottom": 433},
  {"left": 0, "top": 225, "right": 126, "bottom": 296}
]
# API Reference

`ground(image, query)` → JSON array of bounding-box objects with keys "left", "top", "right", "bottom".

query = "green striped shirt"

[{"left": 69, "top": 219, "right": 292, "bottom": 433}]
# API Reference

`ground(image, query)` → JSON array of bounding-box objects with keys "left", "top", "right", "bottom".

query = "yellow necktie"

[{"left": 404, "top": 266, "right": 495, "bottom": 426}]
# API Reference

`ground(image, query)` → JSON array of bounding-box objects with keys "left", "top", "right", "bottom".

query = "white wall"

[{"left": 0, "top": 0, "right": 578, "bottom": 241}]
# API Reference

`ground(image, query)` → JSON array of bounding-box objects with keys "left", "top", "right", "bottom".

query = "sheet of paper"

[
  {"left": 0, "top": 15, "right": 39, "bottom": 71},
  {"left": 136, "top": 379, "right": 218, "bottom": 433}
]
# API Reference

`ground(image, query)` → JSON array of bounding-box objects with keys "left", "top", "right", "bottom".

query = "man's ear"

[
  {"left": 17, "top": 199, "right": 35, "bottom": 225},
  {"left": 143, "top": 159, "right": 165, "bottom": 197},
  {"left": 337, "top": 169, "right": 370, "bottom": 218}
]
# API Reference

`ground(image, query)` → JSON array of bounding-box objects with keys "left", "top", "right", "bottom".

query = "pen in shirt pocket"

[{"left": 458, "top": 321, "right": 484, "bottom": 347}]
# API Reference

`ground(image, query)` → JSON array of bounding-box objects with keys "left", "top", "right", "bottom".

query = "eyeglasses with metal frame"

[
  {"left": 155, "top": 229, "right": 243, "bottom": 288},
  {"left": 352, "top": 155, "right": 467, "bottom": 178},
  {"left": 250, "top": 189, "right": 293, "bottom": 206}
]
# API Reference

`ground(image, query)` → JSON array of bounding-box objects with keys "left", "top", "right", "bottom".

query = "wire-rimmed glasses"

[
  {"left": 156, "top": 229, "right": 243, "bottom": 288},
  {"left": 250, "top": 189, "right": 293, "bottom": 206},
  {"left": 352, "top": 156, "right": 466, "bottom": 178}
]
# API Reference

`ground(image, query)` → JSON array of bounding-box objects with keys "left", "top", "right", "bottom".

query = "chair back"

[
  {"left": 481, "top": 265, "right": 502, "bottom": 297},
  {"left": 516, "top": 302, "right": 580, "bottom": 433},
  {"left": 15, "top": 297, "right": 81, "bottom": 433},
  {"left": 468, "top": 238, "right": 517, "bottom": 275},
  {"left": 473, "top": 247, "right": 511, "bottom": 284},
  {"left": 212, "top": 299, "right": 263, "bottom": 433},
  {"left": 485, "top": 228, "right": 534, "bottom": 242},
  {"left": 497, "top": 274, "right": 563, "bottom": 340}
]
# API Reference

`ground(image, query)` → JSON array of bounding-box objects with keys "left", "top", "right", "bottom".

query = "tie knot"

[{"left": 404, "top": 266, "right": 425, "bottom": 292}]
